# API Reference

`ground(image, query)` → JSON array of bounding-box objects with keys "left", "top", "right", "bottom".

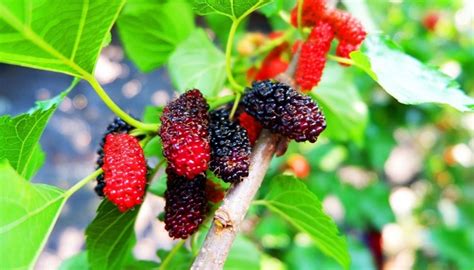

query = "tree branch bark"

[{"left": 191, "top": 130, "right": 280, "bottom": 269}]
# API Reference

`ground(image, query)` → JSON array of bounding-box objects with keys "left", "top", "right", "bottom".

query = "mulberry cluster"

[
  {"left": 295, "top": 21, "right": 334, "bottom": 91},
  {"left": 242, "top": 80, "right": 326, "bottom": 142},
  {"left": 102, "top": 133, "right": 147, "bottom": 212},
  {"left": 237, "top": 112, "right": 262, "bottom": 146},
  {"left": 95, "top": 117, "right": 134, "bottom": 197},
  {"left": 164, "top": 169, "right": 208, "bottom": 239},
  {"left": 159, "top": 90, "right": 211, "bottom": 179},
  {"left": 209, "top": 109, "right": 251, "bottom": 183},
  {"left": 289, "top": 0, "right": 366, "bottom": 89}
]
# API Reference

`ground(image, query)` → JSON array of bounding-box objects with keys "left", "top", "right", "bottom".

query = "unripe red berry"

[
  {"left": 102, "top": 133, "right": 147, "bottom": 212},
  {"left": 295, "top": 21, "right": 334, "bottom": 91}
]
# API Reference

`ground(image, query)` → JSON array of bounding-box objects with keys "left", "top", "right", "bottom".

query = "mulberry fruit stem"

[
  {"left": 65, "top": 168, "right": 102, "bottom": 198},
  {"left": 225, "top": 18, "right": 246, "bottom": 93},
  {"left": 296, "top": 0, "right": 304, "bottom": 35},
  {"left": 85, "top": 75, "right": 158, "bottom": 132},
  {"left": 209, "top": 95, "right": 236, "bottom": 110},
  {"left": 229, "top": 92, "right": 241, "bottom": 120},
  {"left": 327, "top": 54, "right": 356, "bottom": 66}
]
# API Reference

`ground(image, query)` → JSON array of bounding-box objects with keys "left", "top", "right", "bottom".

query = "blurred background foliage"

[{"left": 246, "top": 0, "right": 474, "bottom": 269}]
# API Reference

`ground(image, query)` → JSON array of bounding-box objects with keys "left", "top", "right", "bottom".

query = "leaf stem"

[
  {"left": 225, "top": 19, "right": 245, "bottom": 93},
  {"left": 327, "top": 54, "right": 355, "bottom": 66},
  {"left": 65, "top": 168, "right": 102, "bottom": 198},
  {"left": 85, "top": 75, "right": 158, "bottom": 132},
  {"left": 159, "top": 240, "right": 185, "bottom": 270}
]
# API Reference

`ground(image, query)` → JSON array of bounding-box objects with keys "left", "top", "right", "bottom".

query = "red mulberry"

[
  {"left": 102, "top": 133, "right": 147, "bottom": 212},
  {"left": 237, "top": 112, "right": 262, "bottom": 146},
  {"left": 95, "top": 117, "right": 134, "bottom": 197},
  {"left": 164, "top": 168, "right": 208, "bottom": 239},
  {"left": 295, "top": 21, "right": 335, "bottom": 91},
  {"left": 159, "top": 90, "right": 210, "bottom": 179},
  {"left": 242, "top": 80, "right": 326, "bottom": 142},
  {"left": 209, "top": 109, "right": 251, "bottom": 183},
  {"left": 290, "top": 0, "right": 326, "bottom": 27},
  {"left": 325, "top": 9, "right": 366, "bottom": 60}
]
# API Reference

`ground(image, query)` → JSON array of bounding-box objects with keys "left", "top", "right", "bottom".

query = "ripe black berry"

[
  {"left": 242, "top": 80, "right": 326, "bottom": 142},
  {"left": 209, "top": 109, "right": 251, "bottom": 183}
]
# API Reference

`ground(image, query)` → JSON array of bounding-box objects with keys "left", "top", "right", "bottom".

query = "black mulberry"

[
  {"left": 242, "top": 80, "right": 326, "bottom": 142},
  {"left": 209, "top": 109, "right": 251, "bottom": 183}
]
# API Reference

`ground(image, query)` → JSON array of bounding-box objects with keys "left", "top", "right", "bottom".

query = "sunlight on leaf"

[
  {"left": 0, "top": 0, "right": 125, "bottom": 77},
  {"left": 352, "top": 35, "right": 474, "bottom": 112},
  {"left": 0, "top": 160, "right": 67, "bottom": 269},
  {"left": 192, "top": 0, "right": 273, "bottom": 20}
]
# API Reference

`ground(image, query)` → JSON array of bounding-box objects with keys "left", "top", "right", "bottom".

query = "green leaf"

[
  {"left": 85, "top": 200, "right": 140, "bottom": 270},
  {"left": 311, "top": 64, "right": 368, "bottom": 145},
  {"left": 0, "top": 0, "right": 125, "bottom": 77},
  {"left": 148, "top": 174, "right": 167, "bottom": 197},
  {"left": 168, "top": 29, "right": 226, "bottom": 96},
  {"left": 192, "top": 0, "right": 273, "bottom": 20},
  {"left": 224, "top": 236, "right": 262, "bottom": 270},
  {"left": 117, "top": 0, "right": 195, "bottom": 72},
  {"left": 0, "top": 160, "right": 68, "bottom": 269},
  {"left": 142, "top": 106, "right": 162, "bottom": 124},
  {"left": 258, "top": 175, "right": 350, "bottom": 269},
  {"left": 0, "top": 80, "right": 77, "bottom": 179},
  {"left": 352, "top": 35, "right": 474, "bottom": 112}
]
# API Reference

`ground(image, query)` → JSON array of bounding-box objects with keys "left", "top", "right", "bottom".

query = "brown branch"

[
  {"left": 191, "top": 130, "right": 280, "bottom": 269},
  {"left": 191, "top": 44, "right": 301, "bottom": 270}
]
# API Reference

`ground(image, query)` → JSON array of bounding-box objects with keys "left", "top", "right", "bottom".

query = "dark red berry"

[
  {"left": 159, "top": 90, "right": 211, "bottom": 179},
  {"left": 237, "top": 112, "right": 262, "bottom": 146},
  {"left": 295, "top": 21, "right": 334, "bottom": 91},
  {"left": 95, "top": 117, "right": 134, "bottom": 197},
  {"left": 209, "top": 109, "right": 251, "bottom": 183},
  {"left": 164, "top": 168, "right": 208, "bottom": 239},
  {"left": 242, "top": 80, "right": 326, "bottom": 142},
  {"left": 102, "top": 133, "right": 147, "bottom": 212}
]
